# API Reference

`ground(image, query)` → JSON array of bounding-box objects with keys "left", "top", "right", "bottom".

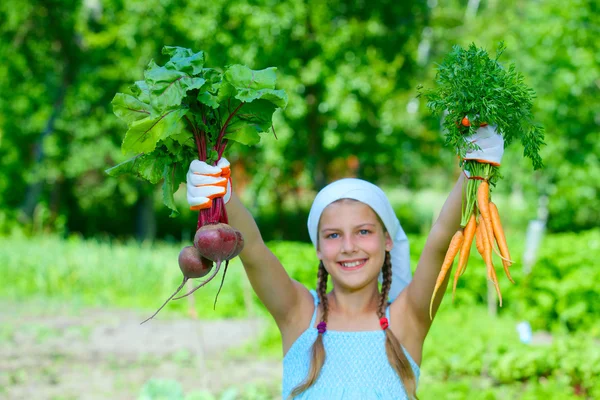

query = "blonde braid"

[
  {"left": 380, "top": 251, "right": 419, "bottom": 399},
  {"left": 290, "top": 261, "right": 329, "bottom": 397}
]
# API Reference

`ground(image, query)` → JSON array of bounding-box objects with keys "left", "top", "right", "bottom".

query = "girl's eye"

[
  {"left": 326, "top": 233, "right": 339, "bottom": 239},
  {"left": 359, "top": 229, "right": 370, "bottom": 235}
]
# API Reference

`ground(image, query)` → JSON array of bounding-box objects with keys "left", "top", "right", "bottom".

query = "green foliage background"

[
  {"left": 1, "top": 0, "right": 598, "bottom": 239},
  {"left": 0, "top": 1, "right": 598, "bottom": 398}
]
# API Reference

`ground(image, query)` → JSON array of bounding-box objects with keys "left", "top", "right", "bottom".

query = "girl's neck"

[{"left": 328, "top": 285, "right": 381, "bottom": 318}]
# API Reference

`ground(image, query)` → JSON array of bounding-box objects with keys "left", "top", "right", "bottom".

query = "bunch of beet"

[
  {"left": 141, "top": 217, "right": 244, "bottom": 324},
  {"left": 106, "top": 48, "right": 285, "bottom": 324}
]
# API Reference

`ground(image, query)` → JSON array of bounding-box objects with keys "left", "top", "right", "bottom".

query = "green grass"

[
  {"left": 2, "top": 230, "right": 600, "bottom": 398},
  {"left": 2, "top": 229, "right": 599, "bottom": 327},
  {"left": 0, "top": 232, "right": 472, "bottom": 314},
  {"left": 228, "top": 303, "right": 599, "bottom": 399},
  {"left": 0, "top": 232, "right": 257, "bottom": 319}
]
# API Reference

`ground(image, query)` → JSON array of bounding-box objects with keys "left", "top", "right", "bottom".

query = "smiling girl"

[{"left": 185, "top": 126, "right": 504, "bottom": 399}]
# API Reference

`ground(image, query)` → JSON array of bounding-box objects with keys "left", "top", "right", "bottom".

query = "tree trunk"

[
  {"left": 135, "top": 190, "right": 156, "bottom": 242},
  {"left": 20, "top": 92, "right": 65, "bottom": 221},
  {"left": 304, "top": 10, "right": 327, "bottom": 191},
  {"left": 465, "top": 0, "right": 481, "bottom": 20},
  {"left": 306, "top": 84, "right": 327, "bottom": 190},
  {"left": 20, "top": 0, "right": 79, "bottom": 224}
]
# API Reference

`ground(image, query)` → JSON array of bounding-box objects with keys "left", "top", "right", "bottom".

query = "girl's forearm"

[
  {"left": 432, "top": 174, "right": 466, "bottom": 251},
  {"left": 224, "top": 193, "right": 266, "bottom": 260},
  {"left": 405, "top": 173, "right": 467, "bottom": 325}
]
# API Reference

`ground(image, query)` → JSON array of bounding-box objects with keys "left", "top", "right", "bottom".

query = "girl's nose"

[{"left": 341, "top": 235, "right": 357, "bottom": 253}]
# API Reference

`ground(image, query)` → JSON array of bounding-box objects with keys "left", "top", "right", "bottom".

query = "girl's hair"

[{"left": 290, "top": 252, "right": 419, "bottom": 399}]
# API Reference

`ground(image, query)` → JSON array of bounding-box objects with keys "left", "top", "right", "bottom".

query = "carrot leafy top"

[
  {"left": 106, "top": 46, "right": 287, "bottom": 216},
  {"left": 419, "top": 43, "right": 544, "bottom": 170}
]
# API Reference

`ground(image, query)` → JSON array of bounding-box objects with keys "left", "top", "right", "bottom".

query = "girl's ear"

[{"left": 384, "top": 232, "right": 393, "bottom": 252}]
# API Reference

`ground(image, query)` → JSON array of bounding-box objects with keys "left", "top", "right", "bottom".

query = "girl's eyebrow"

[
  {"left": 320, "top": 223, "right": 376, "bottom": 232},
  {"left": 356, "top": 223, "right": 376, "bottom": 228}
]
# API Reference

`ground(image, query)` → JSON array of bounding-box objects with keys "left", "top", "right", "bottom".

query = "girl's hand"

[
  {"left": 463, "top": 125, "right": 504, "bottom": 166},
  {"left": 186, "top": 158, "right": 232, "bottom": 211}
]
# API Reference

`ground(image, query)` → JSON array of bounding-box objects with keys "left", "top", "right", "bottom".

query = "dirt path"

[{"left": 0, "top": 301, "right": 282, "bottom": 399}]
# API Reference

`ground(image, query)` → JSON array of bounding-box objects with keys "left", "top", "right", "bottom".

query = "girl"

[{"left": 186, "top": 126, "right": 504, "bottom": 399}]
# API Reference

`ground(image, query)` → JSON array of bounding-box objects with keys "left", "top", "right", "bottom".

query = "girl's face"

[{"left": 317, "top": 200, "right": 392, "bottom": 291}]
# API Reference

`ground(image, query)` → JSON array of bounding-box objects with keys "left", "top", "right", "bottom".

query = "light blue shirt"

[{"left": 282, "top": 290, "right": 420, "bottom": 399}]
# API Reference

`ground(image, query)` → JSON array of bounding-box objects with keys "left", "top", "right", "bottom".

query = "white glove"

[
  {"left": 463, "top": 124, "right": 504, "bottom": 166},
  {"left": 186, "top": 158, "right": 232, "bottom": 211}
]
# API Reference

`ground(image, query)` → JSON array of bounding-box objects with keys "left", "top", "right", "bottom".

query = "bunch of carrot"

[
  {"left": 429, "top": 158, "right": 514, "bottom": 320},
  {"left": 420, "top": 43, "right": 545, "bottom": 319}
]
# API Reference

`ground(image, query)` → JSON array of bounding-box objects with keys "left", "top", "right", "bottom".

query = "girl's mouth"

[{"left": 338, "top": 259, "right": 367, "bottom": 271}]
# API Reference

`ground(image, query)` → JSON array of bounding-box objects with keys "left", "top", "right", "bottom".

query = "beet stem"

[
  {"left": 140, "top": 277, "right": 188, "bottom": 325},
  {"left": 172, "top": 260, "right": 222, "bottom": 300},
  {"left": 216, "top": 102, "right": 244, "bottom": 150},
  {"left": 213, "top": 260, "right": 229, "bottom": 310}
]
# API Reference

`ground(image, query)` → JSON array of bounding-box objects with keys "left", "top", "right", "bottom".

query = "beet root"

[
  {"left": 193, "top": 223, "right": 244, "bottom": 262},
  {"left": 175, "top": 224, "right": 244, "bottom": 308},
  {"left": 141, "top": 246, "right": 213, "bottom": 324},
  {"left": 178, "top": 246, "right": 213, "bottom": 278},
  {"left": 172, "top": 258, "right": 224, "bottom": 301},
  {"left": 141, "top": 224, "right": 245, "bottom": 324}
]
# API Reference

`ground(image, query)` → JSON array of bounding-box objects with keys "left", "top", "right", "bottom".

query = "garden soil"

[{"left": 0, "top": 300, "right": 281, "bottom": 399}]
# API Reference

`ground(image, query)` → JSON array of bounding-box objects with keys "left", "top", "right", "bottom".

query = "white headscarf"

[{"left": 307, "top": 178, "right": 412, "bottom": 300}]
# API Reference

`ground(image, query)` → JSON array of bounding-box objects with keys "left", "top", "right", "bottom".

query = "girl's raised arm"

[
  {"left": 186, "top": 158, "right": 312, "bottom": 328},
  {"left": 402, "top": 126, "right": 506, "bottom": 339},
  {"left": 402, "top": 174, "right": 464, "bottom": 336},
  {"left": 225, "top": 193, "right": 312, "bottom": 325}
]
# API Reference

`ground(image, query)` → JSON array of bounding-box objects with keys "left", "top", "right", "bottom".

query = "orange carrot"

[
  {"left": 477, "top": 180, "right": 509, "bottom": 261},
  {"left": 475, "top": 219, "right": 484, "bottom": 257},
  {"left": 429, "top": 230, "right": 464, "bottom": 320},
  {"left": 479, "top": 216, "right": 503, "bottom": 307},
  {"left": 460, "top": 116, "right": 489, "bottom": 127},
  {"left": 458, "top": 213, "right": 477, "bottom": 277},
  {"left": 490, "top": 202, "right": 515, "bottom": 283},
  {"left": 478, "top": 218, "right": 493, "bottom": 277},
  {"left": 452, "top": 213, "right": 477, "bottom": 301},
  {"left": 477, "top": 181, "right": 495, "bottom": 247},
  {"left": 488, "top": 258, "right": 502, "bottom": 307}
]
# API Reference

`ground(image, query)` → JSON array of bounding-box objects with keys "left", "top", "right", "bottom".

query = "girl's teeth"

[{"left": 342, "top": 261, "right": 362, "bottom": 267}]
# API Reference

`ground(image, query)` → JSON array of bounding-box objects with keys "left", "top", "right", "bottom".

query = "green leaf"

[
  {"left": 196, "top": 74, "right": 222, "bottom": 108},
  {"left": 144, "top": 60, "right": 206, "bottom": 111},
  {"left": 162, "top": 163, "right": 179, "bottom": 217},
  {"left": 198, "top": 91, "right": 219, "bottom": 108},
  {"left": 130, "top": 80, "right": 152, "bottom": 104},
  {"left": 112, "top": 93, "right": 153, "bottom": 125},
  {"left": 216, "top": 67, "right": 286, "bottom": 147},
  {"left": 105, "top": 153, "right": 166, "bottom": 184},
  {"left": 219, "top": 98, "right": 284, "bottom": 147},
  {"left": 235, "top": 88, "right": 288, "bottom": 108},
  {"left": 223, "top": 123, "right": 261, "bottom": 146},
  {"left": 168, "top": 127, "right": 195, "bottom": 149},
  {"left": 216, "top": 81, "right": 237, "bottom": 104},
  {"left": 122, "top": 109, "right": 188, "bottom": 155},
  {"left": 229, "top": 99, "right": 278, "bottom": 133},
  {"left": 202, "top": 68, "right": 222, "bottom": 84},
  {"left": 162, "top": 46, "right": 205, "bottom": 75},
  {"left": 224, "top": 65, "right": 277, "bottom": 90},
  {"left": 206, "top": 148, "right": 219, "bottom": 165}
]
